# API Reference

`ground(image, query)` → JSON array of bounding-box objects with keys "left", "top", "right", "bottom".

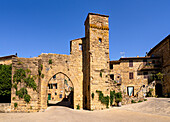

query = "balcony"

[{"left": 138, "top": 62, "right": 161, "bottom": 71}]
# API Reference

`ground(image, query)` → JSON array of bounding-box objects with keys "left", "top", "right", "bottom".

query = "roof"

[
  {"left": 148, "top": 34, "right": 170, "bottom": 55},
  {"left": 119, "top": 56, "right": 159, "bottom": 60},
  {"left": 110, "top": 60, "right": 120, "bottom": 64},
  {"left": 110, "top": 56, "right": 160, "bottom": 64},
  {"left": 0, "top": 55, "right": 17, "bottom": 60},
  {"left": 70, "top": 37, "right": 85, "bottom": 42}
]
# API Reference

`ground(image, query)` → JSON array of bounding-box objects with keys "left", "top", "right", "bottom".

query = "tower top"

[{"left": 88, "top": 13, "right": 109, "bottom": 17}]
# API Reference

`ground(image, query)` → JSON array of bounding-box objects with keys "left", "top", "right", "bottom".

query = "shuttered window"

[
  {"left": 129, "top": 60, "right": 133, "bottom": 67},
  {"left": 129, "top": 72, "right": 133, "bottom": 79}
]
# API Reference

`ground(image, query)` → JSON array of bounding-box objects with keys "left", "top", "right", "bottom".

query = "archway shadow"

[{"left": 48, "top": 91, "right": 74, "bottom": 109}]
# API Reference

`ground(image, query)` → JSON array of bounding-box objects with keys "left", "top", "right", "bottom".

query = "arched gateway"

[
  {"left": 47, "top": 72, "right": 74, "bottom": 108},
  {"left": 11, "top": 13, "right": 110, "bottom": 112}
]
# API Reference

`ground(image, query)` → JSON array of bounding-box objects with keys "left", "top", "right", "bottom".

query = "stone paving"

[
  {"left": 0, "top": 98, "right": 170, "bottom": 122},
  {"left": 115, "top": 97, "right": 170, "bottom": 116}
]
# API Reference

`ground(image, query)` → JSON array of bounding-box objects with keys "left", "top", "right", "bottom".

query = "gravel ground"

[{"left": 0, "top": 98, "right": 170, "bottom": 122}]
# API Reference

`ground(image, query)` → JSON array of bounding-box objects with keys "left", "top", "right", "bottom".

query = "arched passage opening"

[
  {"left": 47, "top": 72, "right": 74, "bottom": 108},
  {"left": 155, "top": 83, "right": 162, "bottom": 97}
]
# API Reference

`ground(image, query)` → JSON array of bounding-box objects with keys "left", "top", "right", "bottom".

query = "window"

[
  {"left": 79, "top": 44, "right": 82, "bottom": 51},
  {"left": 54, "top": 83, "right": 57, "bottom": 89},
  {"left": 110, "top": 74, "right": 114, "bottom": 80},
  {"left": 129, "top": 72, "right": 133, "bottom": 79},
  {"left": 110, "top": 64, "right": 113, "bottom": 69},
  {"left": 129, "top": 60, "right": 133, "bottom": 67},
  {"left": 143, "top": 59, "right": 147, "bottom": 65},
  {"left": 152, "top": 60, "right": 155, "bottom": 64},
  {"left": 48, "top": 84, "right": 53, "bottom": 89},
  {"left": 144, "top": 72, "right": 148, "bottom": 79},
  {"left": 99, "top": 38, "right": 102, "bottom": 43},
  {"left": 60, "top": 94, "right": 62, "bottom": 98},
  {"left": 55, "top": 92, "right": 57, "bottom": 95},
  {"left": 127, "top": 86, "right": 134, "bottom": 96},
  {"left": 53, "top": 75, "right": 56, "bottom": 79},
  {"left": 48, "top": 94, "right": 51, "bottom": 100}
]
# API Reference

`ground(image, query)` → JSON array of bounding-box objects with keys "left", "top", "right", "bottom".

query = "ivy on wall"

[
  {"left": 13, "top": 68, "right": 37, "bottom": 103},
  {"left": 96, "top": 90, "right": 109, "bottom": 108}
]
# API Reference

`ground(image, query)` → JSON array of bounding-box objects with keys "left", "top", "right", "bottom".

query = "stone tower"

[{"left": 83, "top": 13, "right": 110, "bottom": 110}]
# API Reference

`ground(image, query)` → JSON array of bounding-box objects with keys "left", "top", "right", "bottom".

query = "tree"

[{"left": 0, "top": 64, "right": 12, "bottom": 102}]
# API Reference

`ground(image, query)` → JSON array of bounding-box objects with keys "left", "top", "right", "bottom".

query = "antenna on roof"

[{"left": 120, "top": 52, "right": 125, "bottom": 58}]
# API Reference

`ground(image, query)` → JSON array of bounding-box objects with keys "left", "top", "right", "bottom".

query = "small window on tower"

[
  {"left": 99, "top": 38, "right": 102, "bottom": 43},
  {"left": 79, "top": 44, "right": 82, "bottom": 51},
  {"left": 110, "top": 74, "right": 114, "bottom": 80}
]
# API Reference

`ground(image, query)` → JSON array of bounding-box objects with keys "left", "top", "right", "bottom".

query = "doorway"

[
  {"left": 155, "top": 83, "right": 162, "bottom": 97},
  {"left": 127, "top": 86, "right": 134, "bottom": 97}
]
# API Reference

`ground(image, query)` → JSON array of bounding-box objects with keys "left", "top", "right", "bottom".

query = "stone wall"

[
  {"left": 148, "top": 35, "right": 170, "bottom": 95},
  {"left": 11, "top": 57, "right": 41, "bottom": 112},
  {"left": 84, "top": 13, "right": 110, "bottom": 110},
  {"left": 0, "top": 103, "right": 11, "bottom": 113}
]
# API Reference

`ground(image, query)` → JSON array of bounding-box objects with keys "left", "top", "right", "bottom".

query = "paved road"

[
  {"left": 116, "top": 97, "right": 170, "bottom": 116},
  {"left": 0, "top": 98, "right": 170, "bottom": 122}
]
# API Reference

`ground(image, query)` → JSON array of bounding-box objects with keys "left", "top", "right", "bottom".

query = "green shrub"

[
  {"left": 13, "top": 83, "right": 17, "bottom": 90},
  {"left": 138, "top": 100, "right": 142, "bottom": 103},
  {"left": 49, "top": 59, "right": 52, "bottom": 64},
  {"left": 76, "top": 104, "right": 80, "bottom": 110},
  {"left": 146, "top": 88, "right": 153, "bottom": 97},
  {"left": 41, "top": 74, "right": 44, "bottom": 78},
  {"left": 144, "top": 99, "right": 147, "bottom": 101},
  {"left": 41, "top": 64, "right": 43, "bottom": 70},
  {"left": 110, "top": 90, "right": 115, "bottom": 106},
  {"left": 131, "top": 100, "right": 136, "bottom": 103},
  {"left": 17, "top": 61, "right": 23, "bottom": 65},
  {"left": 12, "top": 97, "right": 16, "bottom": 100},
  {"left": 14, "top": 103, "right": 18, "bottom": 108},
  {"left": 114, "top": 81, "right": 117, "bottom": 84},
  {"left": 115, "top": 92, "right": 122, "bottom": 103},
  {"left": 24, "top": 94, "right": 31, "bottom": 103},
  {"left": 38, "top": 69, "right": 41, "bottom": 76}
]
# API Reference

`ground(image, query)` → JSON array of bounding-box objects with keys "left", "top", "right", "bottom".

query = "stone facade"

[
  {"left": 110, "top": 57, "right": 160, "bottom": 100},
  {"left": 148, "top": 35, "right": 170, "bottom": 96}
]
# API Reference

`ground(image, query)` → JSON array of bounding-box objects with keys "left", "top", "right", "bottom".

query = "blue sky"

[{"left": 0, "top": 0, "right": 169, "bottom": 60}]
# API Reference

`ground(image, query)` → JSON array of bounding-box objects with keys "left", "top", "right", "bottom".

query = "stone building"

[
  {"left": 0, "top": 13, "right": 169, "bottom": 112},
  {"left": 0, "top": 55, "right": 17, "bottom": 65},
  {"left": 148, "top": 35, "right": 170, "bottom": 96},
  {"left": 110, "top": 56, "right": 160, "bottom": 98}
]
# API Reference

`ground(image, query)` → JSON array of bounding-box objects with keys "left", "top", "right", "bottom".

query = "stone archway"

[
  {"left": 155, "top": 83, "right": 163, "bottom": 97},
  {"left": 47, "top": 72, "right": 74, "bottom": 108},
  {"left": 40, "top": 61, "right": 83, "bottom": 111}
]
